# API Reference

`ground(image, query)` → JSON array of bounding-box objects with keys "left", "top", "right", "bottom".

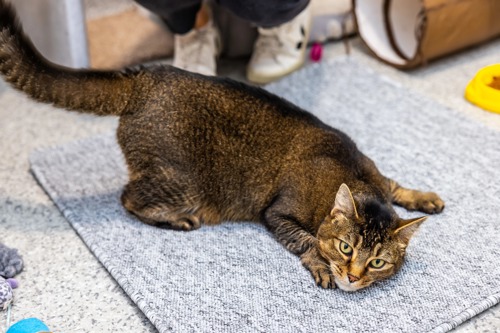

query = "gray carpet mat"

[{"left": 30, "top": 58, "right": 500, "bottom": 333}]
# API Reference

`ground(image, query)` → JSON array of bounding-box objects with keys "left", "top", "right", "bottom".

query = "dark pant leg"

[
  {"left": 134, "top": 0, "right": 201, "bottom": 34},
  {"left": 217, "top": 0, "right": 309, "bottom": 28}
]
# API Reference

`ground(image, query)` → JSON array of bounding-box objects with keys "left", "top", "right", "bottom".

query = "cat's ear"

[
  {"left": 393, "top": 216, "right": 427, "bottom": 244},
  {"left": 330, "top": 183, "right": 359, "bottom": 219}
]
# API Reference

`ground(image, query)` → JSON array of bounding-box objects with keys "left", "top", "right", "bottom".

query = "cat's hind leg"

[
  {"left": 359, "top": 155, "right": 445, "bottom": 214},
  {"left": 389, "top": 180, "right": 445, "bottom": 214},
  {"left": 121, "top": 173, "right": 202, "bottom": 231}
]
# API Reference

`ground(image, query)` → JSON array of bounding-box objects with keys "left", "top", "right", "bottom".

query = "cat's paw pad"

[
  {"left": 416, "top": 192, "right": 445, "bottom": 214},
  {"left": 171, "top": 216, "right": 201, "bottom": 231},
  {"left": 156, "top": 214, "right": 201, "bottom": 231}
]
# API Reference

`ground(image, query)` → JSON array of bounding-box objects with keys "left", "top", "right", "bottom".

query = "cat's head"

[{"left": 316, "top": 184, "right": 426, "bottom": 292}]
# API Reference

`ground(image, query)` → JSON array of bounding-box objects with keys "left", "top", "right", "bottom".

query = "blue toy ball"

[{"left": 6, "top": 318, "right": 50, "bottom": 333}]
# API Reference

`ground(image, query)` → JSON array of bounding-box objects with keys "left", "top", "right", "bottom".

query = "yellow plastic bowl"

[{"left": 465, "top": 64, "right": 500, "bottom": 114}]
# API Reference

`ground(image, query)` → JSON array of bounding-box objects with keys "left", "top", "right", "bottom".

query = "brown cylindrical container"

[{"left": 353, "top": 0, "right": 500, "bottom": 69}]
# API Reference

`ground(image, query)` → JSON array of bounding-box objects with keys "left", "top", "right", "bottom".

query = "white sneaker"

[
  {"left": 247, "top": 4, "right": 312, "bottom": 84},
  {"left": 173, "top": 20, "right": 221, "bottom": 76}
]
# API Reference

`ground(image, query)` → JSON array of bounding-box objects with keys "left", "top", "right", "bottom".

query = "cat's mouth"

[
  {"left": 329, "top": 263, "right": 367, "bottom": 292},
  {"left": 334, "top": 277, "right": 364, "bottom": 292}
]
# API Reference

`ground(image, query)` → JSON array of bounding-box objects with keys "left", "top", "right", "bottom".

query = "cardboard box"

[{"left": 354, "top": 0, "right": 500, "bottom": 68}]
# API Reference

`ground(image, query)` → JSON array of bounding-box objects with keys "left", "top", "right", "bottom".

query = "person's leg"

[
  {"left": 218, "top": 0, "right": 309, "bottom": 28},
  {"left": 134, "top": 0, "right": 201, "bottom": 34},
  {"left": 135, "top": 0, "right": 221, "bottom": 76},
  {"left": 217, "top": 0, "right": 311, "bottom": 84}
]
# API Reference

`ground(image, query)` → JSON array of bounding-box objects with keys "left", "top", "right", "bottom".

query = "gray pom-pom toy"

[{"left": 0, "top": 243, "right": 23, "bottom": 279}]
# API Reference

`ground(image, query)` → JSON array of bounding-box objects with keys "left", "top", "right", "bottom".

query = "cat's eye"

[
  {"left": 370, "top": 259, "right": 386, "bottom": 269},
  {"left": 339, "top": 241, "right": 353, "bottom": 255}
]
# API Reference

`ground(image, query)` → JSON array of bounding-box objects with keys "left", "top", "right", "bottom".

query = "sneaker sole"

[{"left": 246, "top": 56, "right": 306, "bottom": 85}]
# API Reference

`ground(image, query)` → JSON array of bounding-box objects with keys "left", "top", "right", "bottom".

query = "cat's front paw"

[
  {"left": 311, "top": 265, "right": 336, "bottom": 289},
  {"left": 414, "top": 192, "right": 445, "bottom": 214},
  {"left": 300, "top": 247, "right": 336, "bottom": 289}
]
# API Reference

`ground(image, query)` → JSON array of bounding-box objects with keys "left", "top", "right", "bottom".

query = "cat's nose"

[{"left": 347, "top": 274, "right": 360, "bottom": 283}]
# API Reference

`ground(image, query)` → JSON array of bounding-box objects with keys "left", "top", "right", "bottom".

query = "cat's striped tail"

[{"left": 0, "top": 0, "right": 138, "bottom": 116}]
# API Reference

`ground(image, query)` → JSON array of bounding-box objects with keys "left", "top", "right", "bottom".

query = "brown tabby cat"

[{"left": 0, "top": 1, "right": 444, "bottom": 291}]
